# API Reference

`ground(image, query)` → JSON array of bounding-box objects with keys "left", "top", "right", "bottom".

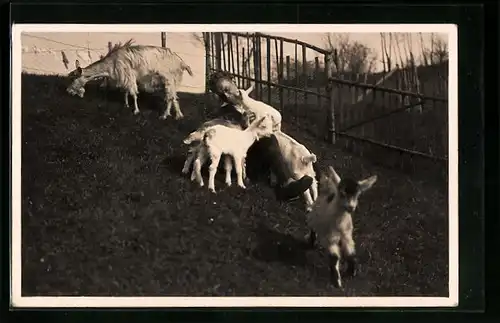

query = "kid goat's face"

[{"left": 314, "top": 166, "right": 377, "bottom": 215}]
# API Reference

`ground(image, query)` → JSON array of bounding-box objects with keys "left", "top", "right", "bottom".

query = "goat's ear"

[
  {"left": 74, "top": 60, "right": 82, "bottom": 76},
  {"left": 251, "top": 116, "right": 267, "bottom": 129},
  {"left": 326, "top": 166, "right": 341, "bottom": 185},
  {"left": 358, "top": 175, "right": 377, "bottom": 193},
  {"left": 244, "top": 83, "right": 255, "bottom": 95}
]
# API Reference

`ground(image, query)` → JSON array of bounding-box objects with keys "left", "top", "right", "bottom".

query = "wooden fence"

[
  {"left": 205, "top": 32, "right": 449, "bottom": 179},
  {"left": 204, "top": 32, "right": 333, "bottom": 136}
]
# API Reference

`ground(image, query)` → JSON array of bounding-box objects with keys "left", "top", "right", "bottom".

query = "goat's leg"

[
  {"left": 303, "top": 189, "right": 314, "bottom": 212},
  {"left": 160, "top": 97, "right": 173, "bottom": 120},
  {"left": 310, "top": 179, "right": 319, "bottom": 201},
  {"left": 207, "top": 154, "right": 222, "bottom": 193},
  {"left": 172, "top": 95, "right": 184, "bottom": 120},
  {"left": 124, "top": 92, "right": 130, "bottom": 108},
  {"left": 233, "top": 156, "right": 246, "bottom": 189},
  {"left": 182, "top": 150, "right": 196, "bottom": 174},
  {"left": 193, "top": 152, "right": 208, "bottom": 187},
  {"left": 307, "top": 230, "right": 317, "bottom": 249},
  {"left": 241, "top": 157, "right": 247, "bottom": 182},
  {"left": 341, "top": 234, "right": 357, "bottom": 278},
  {"left": 328, "top": 243, "right": 343, "bottom": 289},
  {"left": 127, "top": 82, "right": 140, "bottom": 115},
  {"left": 223, "top": 155, "right": 233, "bottom": 186}
]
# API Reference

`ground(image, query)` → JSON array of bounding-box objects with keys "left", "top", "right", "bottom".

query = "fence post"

[
  {"left": 161, "top": 32, "right": 167, "bottom": 47},
  {"left": 214, "top": 32, "right": 222, "bottom": 71},
  {"left": 204, "top": 32, "right": 212, "bottom": 120},
  {"left": 254, "top": 34, "right": 262, "bottom": 100},
  {"left": 325, "top": 52, "right": 336, "bottom": 144}
]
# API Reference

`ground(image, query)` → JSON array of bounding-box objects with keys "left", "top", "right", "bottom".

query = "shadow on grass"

[{"left": 250, "top": 223, "right": 311, "bottom": 267}]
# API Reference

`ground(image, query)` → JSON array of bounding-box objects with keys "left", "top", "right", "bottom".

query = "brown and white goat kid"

[
  {"left": 193, "top": 116, "right": 273, "bottom": 193},
  {"left": 307, "top": 166, "right": 377, "bottom": 289},
  {"left": 271, "top": 131, "right": 318, "bottom": 211},
  {"left": 67, "top": 40, "right": 193, "bottom": 120},
  {"left": 181, "top": 118, "right": 246, "bottom": 185}
]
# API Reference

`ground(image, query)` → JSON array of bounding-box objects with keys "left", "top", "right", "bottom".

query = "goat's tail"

[
  {"left": 202, "top": 128, "right": 217, "bottom": 144},
  {"left": 301, "top": 153, "right": 317, "bottom": 165},
  {"left": 181, "top": 62, "right": 194, "bottom": 76}
]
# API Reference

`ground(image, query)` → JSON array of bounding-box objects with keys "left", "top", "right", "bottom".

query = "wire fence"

[{"left": 21, "top": 32, "right": 207, "bottom": 93}]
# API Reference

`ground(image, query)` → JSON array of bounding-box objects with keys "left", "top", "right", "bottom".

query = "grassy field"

[{"left": 21, "top": 74, "right": 448, "bottom": 297}]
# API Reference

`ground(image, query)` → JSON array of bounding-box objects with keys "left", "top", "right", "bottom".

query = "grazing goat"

[
  {"left": 271, "top": 131, "right": 318, "bottom": 211},
  {"left": 193, "top": 116, "right": 273, "bottom": 193},
  {"left": 66, "top": 40, "right": 193, "bottom": 120},
  {"left": 181, "top": 118, "right": 246, "bottom": 184},
  {"left": 306, "top": 166, "right": 377, "bottom": 289}
]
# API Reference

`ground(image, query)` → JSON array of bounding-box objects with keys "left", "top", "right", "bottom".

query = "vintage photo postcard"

[{"left": 11, "top": 24, "right": 458, "bottom": 308}]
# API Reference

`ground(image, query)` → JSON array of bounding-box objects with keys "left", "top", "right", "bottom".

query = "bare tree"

[
  {"left": 421, "top": 33, "right": 448, "bottom": 65},
  {"left": 380, "top": 32, "right": 394, "bottom": 72},
  {"left": 325, "top": 33, "right": 376, "bottom": 75},
  {"left": 430, "top": 35, "right": 449, "bottom": 64}
]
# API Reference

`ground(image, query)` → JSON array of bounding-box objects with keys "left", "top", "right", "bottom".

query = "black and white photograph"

[{"left": 11, "top": 24, "right": 458, "bottom": 307}]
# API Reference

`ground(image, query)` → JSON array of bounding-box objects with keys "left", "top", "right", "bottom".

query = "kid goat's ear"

[
  {"left": 358, "top": 175, "right": 378, "bottom": 193},
  {"left": 244, "top": 83, "right": 255, "bottom": 95},
  {"left": 326, "top": 166, "right": 341, "bottom": 185}
]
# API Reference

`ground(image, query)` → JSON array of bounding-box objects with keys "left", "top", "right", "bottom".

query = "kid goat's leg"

[
  {"left": 193, "top": 151, "right": 208, "bottom": 186},
  {"left": 233, "top": 156, "right": 246, "bottom": 189},
  {"left": 223, "top": 155, "right": 233, "bottom": 186},
  {"left": 307, "top": 230, "right": 317, "bottom": 248},
  {"left": 303, "top": 189, "right": 314, "bottom": 212},
  {"left": 341, "top": 233, "right": 357, "bottom": 278},
  {"left": 182, "top": 150, "right": 197, "bottom": 174},
  {"left": 207, "top": 153, "right": 222, "bottom": 193},
  {"left": 328, "top": 243, "right": 343, "bottom": 289}
]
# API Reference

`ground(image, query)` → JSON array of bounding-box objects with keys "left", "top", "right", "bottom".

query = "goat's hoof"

[
  {"left": 209, "top": 188, "right": 216, "bottom": 194},
  {"left": 345, "top": 265, "right": 357, "bottom": 278},
  {"left": 159, "top": 115, "right": 167, "bottom": 120},
  {"left": 175, "top": 115, "right": 184, "bottom": 120},
  {"left": 133, "top": 110, "right": 140, "bottom": 115},
  {"left": 225, "top": 182, "right": 232, "bottom": 187},
  {"left": 331, "top": 279, "right": 343, "bottom": 290},
  {"left": 306, "top": 206, "right": 313, "bottom": 212},
  {"left": 181, "top": 168, "right": 189, "bottom": 175},
  {"left": 238, "top": 184, "right": 246, "bottom": 189}
]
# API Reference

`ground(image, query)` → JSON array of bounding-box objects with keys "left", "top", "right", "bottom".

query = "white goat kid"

[
  {"left": 307, "top": 166, "right": 377, "bottom": 289},
  {"left": 234, "top": 84, "right": 282, "bottom": 133},
  {"left": 272, "top": 131, "right": 318, "bottom": 211},
  {"left": 193, "top": 116, "right": 273, "bottom": 193},
  {"left": 181, "top": 118, "right": 246, "bottom": 185},
  {"left": 67, "top": 40, "right": 193, "bottom": 120}
]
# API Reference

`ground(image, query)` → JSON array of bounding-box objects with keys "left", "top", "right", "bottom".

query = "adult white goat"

[
  {"left": 306, "top": 166, "right": 377, "bottom": 289},
  {"left": 66, "top": 39, "right": 193, "bottom": 120},
  {"left": 271, "top": 131, "right": 319, "bottom": 211},
  {"left": 193, "top": 116, "right": 274, "bottom": 193}
]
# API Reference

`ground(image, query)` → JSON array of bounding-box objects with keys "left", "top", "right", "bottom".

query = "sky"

[{"left": 20, "top": 31, "right": 449, "bottom": 92}]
